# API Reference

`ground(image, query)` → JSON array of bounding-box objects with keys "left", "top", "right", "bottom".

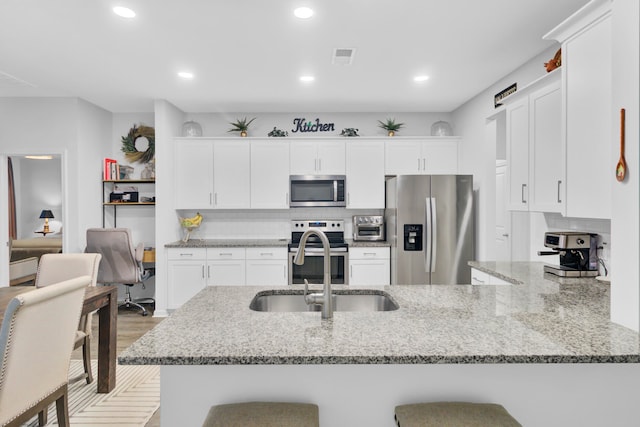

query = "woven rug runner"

[{"left": 29, "top": 360, "right": 159, "bottom": 426}]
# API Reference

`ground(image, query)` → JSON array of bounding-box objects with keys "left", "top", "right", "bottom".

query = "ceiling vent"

[
  {"left": 332, "top": 48, "right": 356, "bottom": 65},
  {"left": 0, "top": 70, "right": 36, "bottom": 89}
]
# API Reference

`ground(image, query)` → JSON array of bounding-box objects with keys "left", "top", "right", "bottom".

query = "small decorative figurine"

[
  {"left": 340, "top": 128, "right": 359, "bottom": 137},
  {"left": 268, "top": 127, "right": 288, "bottom": 137}
]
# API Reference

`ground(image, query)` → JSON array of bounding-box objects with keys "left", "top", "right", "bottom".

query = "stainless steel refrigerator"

[{"left": 385, "top": 175, "right": 474, "bottom": 284}]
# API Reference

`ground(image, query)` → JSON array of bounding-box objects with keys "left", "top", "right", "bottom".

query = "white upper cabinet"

[
  {"left": 174, "top": 139, "right": 250, "bottom": 209},
  {"left": 503, "top": 72, "right": 563, "bottom": 213},
  {"left": 529, "top": 81, "right": 563, "bottom": 212},
  {"left": 544, "top": 0, "right": 612, "bottom": 219},
  {"left": 250, "top": 140, "right": 290, "bottom": 209},
  {"left": 346, "top": 140, "right": 385, "bottom": 209},
  {"left": 174, "top": 140, "right": 214, "bottom": 209},
  {"left": 506, "top": 98, "right": 530, "bottom": 211},
  {"left": 385, "top": 139, "right": 458, "bottom": 175},
  {"left": 290, "top": 140, "right": 345, "bottom": 175},
  {"left": 213, "top": 141, "right": 251, "bottom": 209}
]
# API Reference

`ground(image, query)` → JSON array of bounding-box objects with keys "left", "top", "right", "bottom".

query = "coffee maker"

[{"left": 538, "top": 232, "right": 598, "bottom": 277}]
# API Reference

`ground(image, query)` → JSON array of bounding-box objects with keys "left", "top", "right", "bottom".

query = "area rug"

[{"left": 33, "top": 360, "right": 160, "bottom": 426}]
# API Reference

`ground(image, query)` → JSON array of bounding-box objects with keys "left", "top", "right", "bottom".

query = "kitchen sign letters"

[{"left": 291, "top": 118, "right": 335, "bottom": 133}]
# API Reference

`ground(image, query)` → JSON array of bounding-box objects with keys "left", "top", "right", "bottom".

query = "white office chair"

[
  {"left": 0, "top": 276, "right": 89, "bottom": 427},
  {"left": 86, "top": 228, "right": 154, "bottom": 316}
]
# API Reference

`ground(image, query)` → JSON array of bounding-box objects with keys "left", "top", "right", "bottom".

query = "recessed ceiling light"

[
  {"left": 299, "top": 75, "right": 315, "bottom": 82},
  {"left": 178, "top": 71, "right": 194, "bottom": 79},
  {"left": 113, "top": 6, "right": 136, "bottom": 18},
  {"left": 294, "top": 7, "right": 314, "bottom": 19},
  {"left": 414, "top": 75, "right": 430, "bottom": 82}
]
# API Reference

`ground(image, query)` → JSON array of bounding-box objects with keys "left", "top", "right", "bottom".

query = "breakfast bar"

[{"left": 119, "top": 262, "right": 640, "bottom": 426}]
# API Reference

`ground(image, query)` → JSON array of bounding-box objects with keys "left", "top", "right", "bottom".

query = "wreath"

[{"left": 121, "top": 124, "right": 155, "bottom": 164}]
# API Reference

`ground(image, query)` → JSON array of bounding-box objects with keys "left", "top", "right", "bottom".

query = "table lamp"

[{"left": 39, "top": 210, "right": 54, "bottom": 233}]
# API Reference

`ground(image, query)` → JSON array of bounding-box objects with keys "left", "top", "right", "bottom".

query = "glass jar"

[
  {"left": 431, "top": 121, "right": 452, "bottom": 136},
  {"left": 182, "top": 120, "right": 203, "bottom": 137}
]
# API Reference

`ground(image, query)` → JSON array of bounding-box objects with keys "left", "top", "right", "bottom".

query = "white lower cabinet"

[
  {"left": 168, "top": 246, "right": 290, "bottom": 309},
  {"left": 167, "top": 248, "right": 207, "bottom": 310},
  {"left": 349, "top": 247, "right": 390, "bottom": 286},
  {"left": 470, "top": 268, "right": 510, "bottom": 285},
  {"left": 206, "top": 248, "right": 246, "bottom": 286},
  {"left": 245, "top": 248, "right": 288, "bottom": 285}
]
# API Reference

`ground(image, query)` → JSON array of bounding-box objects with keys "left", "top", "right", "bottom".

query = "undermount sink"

[{"left": 249, "top": 290, "right": 399, "bottom": 313}]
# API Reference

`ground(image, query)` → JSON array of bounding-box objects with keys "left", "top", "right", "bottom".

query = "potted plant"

[
  {"left": 378, "top": 118, "right": 404, "bottom": 136},
  {"left": 228, "top": 117, "right": 256, "bottom": 137}
]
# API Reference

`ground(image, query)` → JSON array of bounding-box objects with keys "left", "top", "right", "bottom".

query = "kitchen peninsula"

[{"left": 120, "top": 261, "right": 640, "bottom": 426}]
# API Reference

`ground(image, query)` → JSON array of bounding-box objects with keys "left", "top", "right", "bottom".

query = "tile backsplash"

[
  {"left": 531, "top": 212, "right": 611, "bottom": 276},
  {"left": 176, "top": 209, "right": 384, "bottom": 241}
]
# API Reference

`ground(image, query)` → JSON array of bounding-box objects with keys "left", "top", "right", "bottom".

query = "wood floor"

[{"left": 71, "top": 303, "right": 163, "bottom": 426}]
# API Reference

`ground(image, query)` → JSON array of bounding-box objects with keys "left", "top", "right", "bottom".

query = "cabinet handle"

[
  {"left": 350, "top": 265, "right": 353, "bottom": 278},
  {"left": 314, "top": 158, "right": 318, "bottom": 171},
  {"left": 502, "top": 233, "right": 509, "bottom": 237},
  {"left": 364, "top": 252, "right": 377, "bottom": 257},
  {"left": 286, "top": 192, "right": 289, "bottom": 205},
  {"left": 284, "top": 265, "right": 287, "bottom": 279},
  {"left": 318, "top": 158, "right": 322, "bottom": 171},
  {"left": 417, "top": 158, "right": 421, "bottom": 171},
  {"left": 260, "top": 252, "right": 273, "bottom": 256},
  {"left": 521, "top": 184, "right": 527, "bottom": 204},
  {"left": 210, "top": 193, "right": 213, "bottom": 205},
  {"left": 201, "top": 265, "right": 205, "bottom": 279},
  {"left": 422, "top": 158, "right": 426, "bottom": 171},
  {"left": 208, "top": 265, "right": 211, "bottom": 278},
  {"left": 180, "top": 253, "right": 194, "bottom": 257},
  {"left": 557, "top": 180, "right": 562, "bottom": 203},
  {"left": 214, "top": 193, "right": 218, "bottom": 206},
  {"left": 219, "top": 252, "right": 233, "bottom": 256}
]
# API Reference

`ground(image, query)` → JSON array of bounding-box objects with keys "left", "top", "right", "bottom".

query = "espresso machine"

[{"left": 538, "top": 232, "right": 598, "bottom": 277}]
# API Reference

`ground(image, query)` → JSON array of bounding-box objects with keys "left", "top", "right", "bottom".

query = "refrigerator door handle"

[
  {"left": 430, "top": 197, "right": 437, "bottom": 273},
  {"left": 425, "top": 197, "right": 432, "bottom": 273}
]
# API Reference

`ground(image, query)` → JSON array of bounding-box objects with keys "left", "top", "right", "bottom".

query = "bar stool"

[
  {"left": 202, "top": 401, "right": 319, "bottom": 427},
  {"left": 394, "top": 402, "right": 522, "bottom": 427}
]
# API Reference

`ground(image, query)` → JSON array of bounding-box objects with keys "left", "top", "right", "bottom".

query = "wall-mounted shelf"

[{"left": 102, "top": 180, "right": 155, "bottom": 227}]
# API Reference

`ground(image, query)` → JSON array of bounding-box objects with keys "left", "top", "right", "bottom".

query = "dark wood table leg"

[{"left": 97, "top": 288, "right": 117, "bottom": 393}]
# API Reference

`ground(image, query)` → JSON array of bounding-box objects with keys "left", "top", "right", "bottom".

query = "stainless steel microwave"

[{"left": 289, "top": 175, "right": 346, "bottom": 207}]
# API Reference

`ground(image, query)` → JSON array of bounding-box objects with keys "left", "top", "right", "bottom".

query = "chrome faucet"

[{"left": 293, "top": 228, "right": 333, "bottom": 319}]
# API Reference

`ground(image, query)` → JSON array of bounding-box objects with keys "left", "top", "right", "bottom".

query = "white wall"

[
  {"left": 180, "top": 112, "right": 453, "bottom": 138},
  {"left": 610, "top": 0, "right": 640, "bottom": 330},
  {"left": 153, "top": 99, "right": 186, "bottom": 316},
  {"left": 0, "top": 97, "right": 77, "bottom": 262}
]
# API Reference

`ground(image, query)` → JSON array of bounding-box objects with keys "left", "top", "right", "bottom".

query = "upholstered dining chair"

[
  {"left": 36, "top": 253, "right": 102, "bottom": 384},
  {"left": 86, "top": 228, "right": 154, "bottom": 316},
  {"left": 0, "top": 276, "right": 89, "bottom": 427}
]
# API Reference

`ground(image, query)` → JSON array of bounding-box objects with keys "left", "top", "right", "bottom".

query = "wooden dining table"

[{"left": 0, "top": 284, "right": 118, "bottom": 393}]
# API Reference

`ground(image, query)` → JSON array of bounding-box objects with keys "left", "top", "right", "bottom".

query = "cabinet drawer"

[
  {"left": 349, "top": 247, "right": 390, "bottom": 260},
  {"left": 245, "top": 247, "right": 287, "bottom": 260},
  {"left": 206, "top": 248, "right": 245, "bottom": 260},
  {"left": 167, "top": 248, "right": 207, "bottom": 260},
  {"left": 471, "top": 268, "right": 490, "bottom": 285}
]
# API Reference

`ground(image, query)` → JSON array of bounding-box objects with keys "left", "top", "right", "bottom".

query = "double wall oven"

[{"left": 288, "top": 220, "right": 348, "bottom": 285}]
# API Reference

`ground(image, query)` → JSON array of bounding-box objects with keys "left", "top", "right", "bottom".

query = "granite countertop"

[
  {"left": 119, "top": 261, "right": 640, "bottom": 366},
  {"left": 165, "top": 239, "right": 290, "bottom": 248},
  {"left": 166, "top": 239, "right": 391, "bottom": 248},
  {"left": 346, "top": 239, "right": 391, "bottom": 248}
]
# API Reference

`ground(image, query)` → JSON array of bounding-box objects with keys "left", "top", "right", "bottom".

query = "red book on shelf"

[{"left": 103, "top": 158, "right": 117, "bottom": 180}]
